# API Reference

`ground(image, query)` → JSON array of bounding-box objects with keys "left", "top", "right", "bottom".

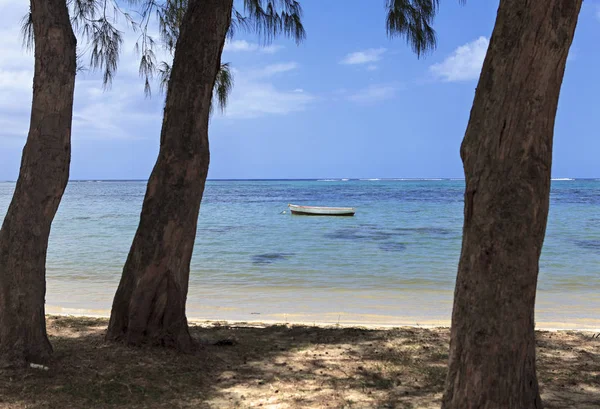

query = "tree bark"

[
  {"left": 105, "top": 0, "right": 233, "bottom": 350},
  {"left": 0, "top": 0, "right": 76, "bottom": 367},
  {"left": 442, "top": 1, "right": 581, "bottom": 408}
]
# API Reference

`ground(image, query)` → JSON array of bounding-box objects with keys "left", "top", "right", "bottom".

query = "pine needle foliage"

[
  {"left": 19, "top": 0, "right": 453, "bottom": 107},
  {"left": 155, "top": 0, "right": 306, "bottom": 110},
  {"left": 385, "top": 0, "right": 438, "bottom": 57},
  {"left": 19, "top": 0, "right": 305, "bottom": 109}
]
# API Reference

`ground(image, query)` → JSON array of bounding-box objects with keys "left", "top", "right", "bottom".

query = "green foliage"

[
  {"left": 157, "top": 61, "right": 171, "bottom": 95},
  {"left": 156, "top": 0, "right": 307, "bottom": 51},
  {"left": 17, "top": 0, "right": 304, "bottom": 107},
  {"left": 22, "top": 1, "right": 126, "bottom": 85},
  {"left": 19, "top": 0, "right": 448, "bottom": 108},
  {"left": 89, "top": 19, "right": 123, "bottom": 87},
  {"left": 213, "top": 63, "right": 234, "bottom": 114},
  {"left": 385, "top": 0, "right": 439, "bottom": 57},
  {"left": 157, "top": 61, "right": 234, "bottom": 115},
  {"left": 236, "top": 0, "right": 306, "bottom": 45},
  {"left": 68, "top": 0, "right": 130, "bottom": 88},
  {"left": 157, "top": 0, "right": 187, "bottom": 54},
  {"left": 155, "top": 0, "right": 306, "bottom": 109},
  {"left": 20, "top": 7, "right": 33, "bottom": 51}
]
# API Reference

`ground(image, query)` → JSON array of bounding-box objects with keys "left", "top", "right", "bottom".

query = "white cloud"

[
  {"left": 261, "top": 45, "right": 283, "bottom": 54},
  {"left": 253, "top": 62, "right": 298, "bottom": 78},
  {"left": 0, "top": 69, "right": 32, "bottom": 93},
  {"left": 0, "top": 9, "right": 35, "bottom": 143},
  {"left": 347, "top": 84, "right": 398, "bottom": 104},
  {"left": 216, "top": 63, "right": 313, "bottom": 119},
  {"left": 366, "top": 65, "right": 378, "bottom": 71},
  {"left": 340, "top": 48, "right": 386, "bottom": 65},
  {"left": 225, "top": 40, "right": 255, "bottom": 52},
  {"left": 71, "top": 79, "right": 161, "bottom": 140},
  {"left": 0, "top": 23, "right": 34, "bottom": 141},
  {"left": 222, "top": 83, "right": 314, "bottom": 119},
  {"left": 430, "top": 37, "right": 489, "bottom": 82},
  {"left": 0, "top": 17, "right": 163, "bottom": 143},
  {"left": 0, "top": 1, "right": 27, "bottom": 19},
  {"left": 224, "top": 40, "right": 283, "bottom": 54}
]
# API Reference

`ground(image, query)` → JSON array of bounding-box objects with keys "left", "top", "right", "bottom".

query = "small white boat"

[{"left": 288, "top": 204, "right": 356, "bottom": 216}]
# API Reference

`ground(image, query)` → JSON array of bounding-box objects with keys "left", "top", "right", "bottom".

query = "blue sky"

[{"left": 0, "top": 0, "right": 599, "bottom": 180}]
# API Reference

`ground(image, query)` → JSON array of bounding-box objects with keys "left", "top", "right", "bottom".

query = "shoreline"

[{"left": 44, "top": 311, "right": 600, "bottom": 333}]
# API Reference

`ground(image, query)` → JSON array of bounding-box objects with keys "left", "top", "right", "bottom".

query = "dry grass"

[{"left": 0, "top": 316, "right": 598, "bottom": 408}]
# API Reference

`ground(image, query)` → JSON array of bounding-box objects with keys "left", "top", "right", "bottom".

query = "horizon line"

[{"left": 1, "top": 177, "right": 596, "bottom": 183}]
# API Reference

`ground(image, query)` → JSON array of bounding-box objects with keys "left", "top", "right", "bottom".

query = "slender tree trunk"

[
  {"left": 441, "top": 1, "right": 581, "bottom": 408},
  {"left": 0, "top": 0, "right": 76, "bottom": 367},
  {"left": 106, "top": 0, "right": 233, "bottom": 350}
]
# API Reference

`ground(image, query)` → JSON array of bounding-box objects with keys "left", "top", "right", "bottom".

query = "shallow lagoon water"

[{"left": 0, "top": 179, "right": 599, "bottom": 328}]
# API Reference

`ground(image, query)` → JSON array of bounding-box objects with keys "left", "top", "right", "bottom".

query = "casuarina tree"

[
  {"left": 442, "top": 1, "right": 582, "bottom": 408},
  {"left": 105, "top": 0, "right": 305, "bottom": 349},
  {"left": 0, "top": 0, "right": 76, "bottom": 367},
  {"left": 0, "top": 0, "right": 137, "bottom": 366}
]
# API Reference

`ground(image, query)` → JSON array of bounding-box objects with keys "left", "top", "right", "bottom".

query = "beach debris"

[{"left": 29, "top": 363, "right": 49, "bottom": 371}]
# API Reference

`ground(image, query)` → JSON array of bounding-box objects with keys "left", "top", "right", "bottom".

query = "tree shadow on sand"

[{"left": 0, "top": 316, "right": 598, "bottom": 408}]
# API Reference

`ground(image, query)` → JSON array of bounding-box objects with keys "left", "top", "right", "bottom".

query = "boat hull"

[{"left": 288, "top": 204, "right": 356, "bottom": 216}]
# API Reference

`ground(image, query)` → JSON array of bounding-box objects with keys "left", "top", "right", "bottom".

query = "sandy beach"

[
  {"left": 45, "top": 305, "right": 600, "bottom": 332},
  {"left": 0, "top": 315, "right": 598, "bottom": 409}
]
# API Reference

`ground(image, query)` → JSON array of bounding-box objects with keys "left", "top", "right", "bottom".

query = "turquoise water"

[{"left": 1, "top": 179, "right": 599, "bottom": 328}]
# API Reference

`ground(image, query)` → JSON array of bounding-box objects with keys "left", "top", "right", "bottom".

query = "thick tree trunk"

[
  {"left": 105, "top": 0, "right": 233, "bottom": 350},
  {"left": 0, "top": 0, "right": 76, "bottom": 367},
  {"left": 441, "top": 1, "right": 581, "bottom": 408}
]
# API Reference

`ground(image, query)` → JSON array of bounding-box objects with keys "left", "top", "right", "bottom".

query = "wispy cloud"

[
  {"left": 0, "top": 69, "right": 32, "bottom": 93},
  {"left": 0, "top": 16, "right": 163, "bottom": 142},
  {"left": 0, "top": 21, "right": 36, "bottom": 141},
  {"left": 429, "top": 37, "right": 489, "bottom": 82},
  {"left": 340, "top": 48, "right": 387, "bottom": 65},
  {"left": 71, "top": 79, "right": 161, "bottom": 140},
  {"left": 347, "top": 84, "right": 398, "bottom": 104},
  {"left": 216, "top": 61, "right": 313, "bottom": 119},
  {"left": 224, "top": 40, "right": 283, "bottom": 54},
  {"left": 0, "top": 116, "right": 30, "bottom": 140},
  {"left": 222, "top": 82, "right": 314, "bottom": 119},
  {"left": 253, "top": 62, "right": 299, "bottom": 78}
]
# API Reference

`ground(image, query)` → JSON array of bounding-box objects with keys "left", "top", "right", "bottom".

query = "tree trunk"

[
  {"left": 105, "top": 0, "right": 233, "bottom": 350},
  {"left": 0, "top": 0, "right": 76, "bottom": 367},
  {"left": 442, "top": 1, "right": 581, "bottom": 408}
]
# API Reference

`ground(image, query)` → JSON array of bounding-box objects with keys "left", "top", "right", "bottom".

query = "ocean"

[{"left": 0, "top": 179, "right": 599, "bottom": 329}]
